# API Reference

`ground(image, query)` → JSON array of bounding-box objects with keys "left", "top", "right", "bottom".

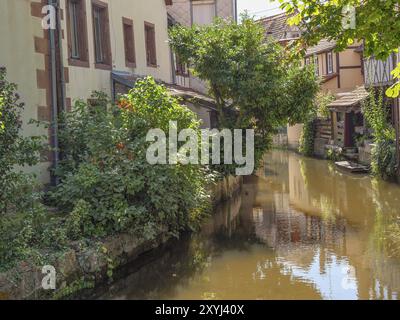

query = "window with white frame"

[{"left": 327, "top": 51, "right": 334, "bottom": 74}]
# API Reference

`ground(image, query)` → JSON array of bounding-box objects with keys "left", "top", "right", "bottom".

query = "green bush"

[
  {"left": 299, "top": 120, "right": 315, "bottom": 156},
  {"left": 0, "top": 67, "right": 45, "bottom": 214},
  {"left": 372, "top": 139, "right": 397, "bottom": 180},
  {"left": 298, "top": 92, "right": 334, "bottom": 157},
  {"left": 169, "top": 16, "right": 319, "bottom": 175},
  {"left": 0, "top": 67, "right": 47, "bottom": 269},
  {"left": 362, "top": 89, "right": 397, "bottom": 180},
  {"left": 52, "top": 77, "right": 212, "bottom": 240}
]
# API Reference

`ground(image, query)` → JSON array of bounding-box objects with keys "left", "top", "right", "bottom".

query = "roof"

[
  {"left": 328, "top": 86, "right": 370, "bottom": 110},
  {"left": 306, "top": 39, "right": 337, "bottom": 56},
  {"left": 111, "top": 71, "right": 217, "bottom": 111},
  {"left": 257, "top": 12, "right": 301, "bottom": 41},
  {"left": 167, "top": 84, "right": 217, "bottom": 111}
]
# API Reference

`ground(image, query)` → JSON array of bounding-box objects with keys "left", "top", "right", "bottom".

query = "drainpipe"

[
  {"left": 48, "top": 0, "right": 60, "bottom": 185},
  {"left": 233, "top": 0, "right": 238, "bottom": 22},
  {"left": 55, "top": 0, "right": 66, "bottom": 115}
]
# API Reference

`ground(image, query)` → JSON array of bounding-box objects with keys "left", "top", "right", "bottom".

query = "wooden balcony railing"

[{"left": 363, "top": 54, "right": 396, "bottom": 87}]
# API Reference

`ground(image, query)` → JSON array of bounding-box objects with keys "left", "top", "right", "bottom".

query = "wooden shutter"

[{"left": 145, "top": 22, "right": 157, "bottom": 67}]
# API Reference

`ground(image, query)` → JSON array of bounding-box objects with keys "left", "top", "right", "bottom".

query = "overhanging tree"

[{"left": 169, "top": 16, "right": 319, "bottom": 168}]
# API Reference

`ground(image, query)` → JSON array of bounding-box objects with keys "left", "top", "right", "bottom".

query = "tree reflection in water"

[{"left": 89, "top": 150, "right": 400, "bottom": 300}]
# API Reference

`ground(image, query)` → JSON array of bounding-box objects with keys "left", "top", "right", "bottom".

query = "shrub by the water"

[
  {"left": 0, "top": 67, "right": 46, "bottom": 270},
  {"left": 52, "top": 77, "right": 212, "bottom": 240}
]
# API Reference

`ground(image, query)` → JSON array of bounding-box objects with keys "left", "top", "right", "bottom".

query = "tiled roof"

[
  {"left": 306, "top": 39, "right": 337, "bottom": 56},
  {"left": 328, "top": 86, "right": 369, "bottom": 109},
  {"left": 167, "top": 84, "right": 217, "bottom": 111},
  {"left": 257, "top": 12, "right": 301, "bottom": 41},
  {"left": 111, "top": 71, "right": 217, "bottom": 111}
]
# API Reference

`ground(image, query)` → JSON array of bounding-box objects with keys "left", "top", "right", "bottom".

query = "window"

[
  {"left": 122, "top": 18, "right": 136, "bottom": 68},
  {"left": 66, "top": 0, "right": 89, "bottom": 67},
  {"left": 144, "top": 22, "right": 157, "bottom": 67},
  {"left": 69, "top": 1, "right": 79, "bottom": 58},
  {"left": 175, "top": 54, "right": 188, "bottom": 76},
  {"left": 192, "top": 1, "right": 215, "bottom": 25},
  {"left": 314, "top": 55, "right": 319, "bottom": 76},
  {"left": 92, "top": 1, "right": 112, "bottom": 68},
  {"left": 327, "top": 51, "right": 334, "bottom": 74}
]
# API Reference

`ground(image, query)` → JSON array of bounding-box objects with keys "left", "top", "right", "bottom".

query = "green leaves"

[
  {"left": 52, "top": 77, "right": 211, "bottom": 240},
  {"left": 0, "top": 67, "right": 45, "bottom": 215},
  {"left": 386, "top": 64, "right": 400, "bottom": 98},
  {"left": 169, "top": 15, "right": 319, "bottom": 172},
  {"left": 362, "top": 88, "right": 397, "bottom": 180},
  {"left": 279, "top": 0, "right": 400, "bottom": 97}
]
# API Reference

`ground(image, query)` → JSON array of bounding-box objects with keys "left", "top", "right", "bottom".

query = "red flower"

[
  {"left": 117, "top": 99, "right": 130, "bottom": 109},
  {"left": 116, "top": 142, "right": 125, "bottom": 150}
]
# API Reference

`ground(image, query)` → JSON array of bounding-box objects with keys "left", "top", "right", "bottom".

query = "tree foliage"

[
  {"left": 169, "top": 16, "right": 319, "bottom": 170},
  {"left": 362, "top": 89, "right": 397, "bottom": 179},
  {"left": 52, "top": 77, "right": 212, "bottom": 239},
  {"left": 0, "top": 67, "right": 47, "bottom": 270},
  {"left": 298, "top": 91, "right": 335, "bottom": 156},
  {"left": 278, "top": 0, "right": 400, "bottom": 97},
  {"left": 0, "top": 67, "right": 44, "bottom": 214}
]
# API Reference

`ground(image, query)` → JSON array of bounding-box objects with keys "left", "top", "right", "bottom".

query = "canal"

[{"left": 94, "top": 150, "right": 400, "bottom": 300}]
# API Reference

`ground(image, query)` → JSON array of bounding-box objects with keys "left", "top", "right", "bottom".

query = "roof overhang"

[
  {"left": 328, "top": 86, "right": 370, "bottom": 112},
  {"left": 111, "top": 71, "right": 218, "bottom": 111}
]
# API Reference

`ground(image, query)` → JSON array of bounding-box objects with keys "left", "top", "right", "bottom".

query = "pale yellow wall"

[
  {"left": 339, "top": 49, "right": 362, "bottom": 67},
  {"left": 0, "top": 0, "right": 51, "bottom": 182},
  {"left": 337, "top": 50, "right": 364, "bottom": 91},
  {"left": 1, "top": 0, "right": 173, "bottom": 184},
  {"left": 322, "top": 77, "right": 340, "bottom": 93},
  {"left": 61, "top": 0, "right": 173, "bottom": 103},
  {"left": 287, "top": 124, "right": 303, "bottom": 150},
  {"left": 309, "top": 49, "right": 363, "bottom": 94},
  {"left": 310, "top": 48, "right": 363, "bottom": 94},
  {"left": 339, "top": 68, "right": 364, "bottom": 91}
]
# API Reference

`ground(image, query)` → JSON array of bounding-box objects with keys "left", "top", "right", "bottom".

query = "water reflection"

[{"left": 95, "top": 150, "right": 400, "bottom": 300}]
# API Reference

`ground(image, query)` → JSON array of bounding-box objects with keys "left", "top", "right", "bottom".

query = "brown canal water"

[{"left": 96, "top": 150, "right": 400, "bottom": 300}]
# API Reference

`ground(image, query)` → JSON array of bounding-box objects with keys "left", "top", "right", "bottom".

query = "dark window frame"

[
  {"left": 144, "top": 21, "right": 157, "bottom": 68},
  {"left": 122, "top": 17, "right": 136, "bottom": 68},
  {"left": 66, "top": 0, "right": 90, "bottom": 68},
  {"left": 91, "top": 0, "right": 112, "bottom": 70}
]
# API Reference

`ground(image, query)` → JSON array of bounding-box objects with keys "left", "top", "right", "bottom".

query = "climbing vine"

[
  {"left": 299, "top": 119, "right": 315, "bottom": 157},
  {"left": 299, "top": 92, "right": 334, "bottom": 157},
  {"left": 362, "top": 89, "right": 397, "bottom": 180}
]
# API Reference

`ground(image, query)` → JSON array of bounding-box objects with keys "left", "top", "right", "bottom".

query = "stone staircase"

[{"left": 343, "top": 147, "right": 359, "bottom": 161}]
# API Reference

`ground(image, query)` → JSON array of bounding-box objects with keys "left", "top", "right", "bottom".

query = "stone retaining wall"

[{"left": 0, "top": 175, "right": 242, "bottom": 300}]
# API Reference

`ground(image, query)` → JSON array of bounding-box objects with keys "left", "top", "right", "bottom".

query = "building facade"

[
  {"left": 258, "top": 13, "right": 365, "bottom": 151},
  {"left": 0, "top": 0, "right": 172, "bottom": 183}
]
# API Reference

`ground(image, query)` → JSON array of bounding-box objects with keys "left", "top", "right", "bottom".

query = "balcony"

[{"left": 363, "top": 54, "right": 396, "bottom": 87}]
